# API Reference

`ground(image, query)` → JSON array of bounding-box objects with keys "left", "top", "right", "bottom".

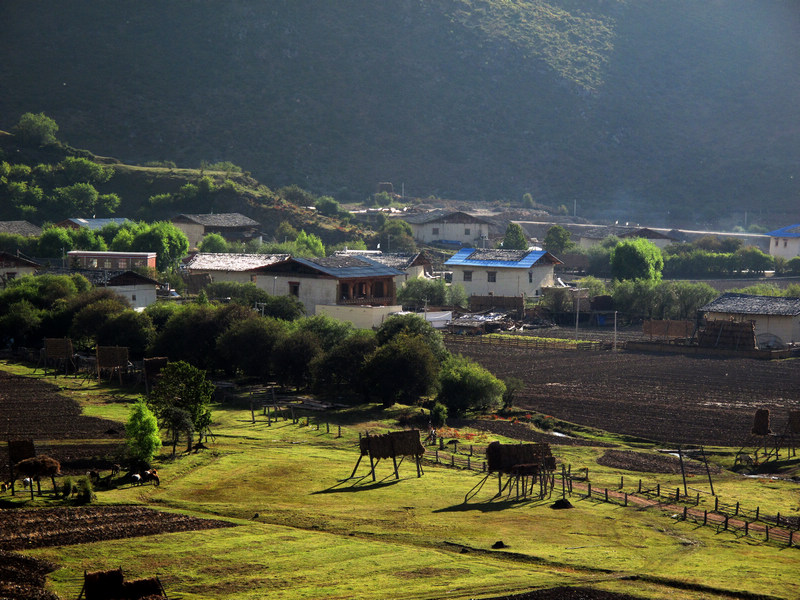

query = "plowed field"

[{"left": 445, "top": 337, "right": 800, "bottom": 446}]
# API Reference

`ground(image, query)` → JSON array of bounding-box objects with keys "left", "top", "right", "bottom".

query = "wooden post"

[
  {"left": 624, "top": 492, "right": 628, "bottom": 506},
  {"left": 435, "top": 450, "right": 439, "bottom": 463},
  {"left": 677, "top": 446, "right": 688, "bottom": 497},
  {"left": 790, "top": 531, "right": 794, "bottom": 547},
  {"left": 714, "top": 496, "right": 719, "bottom": 512},
  {"left": 676, "top": 488, "right": 680, "bottom": 502},
  {"left": 250, "top": 398, "right": 255, "bottom": 424},
  {"left": 392, "top": 454, "right": 399, "bottom": 480},
  {"left": 587, "top": 483, "right": 592, "bottom": 498},
  {"left": 724, "top": 515, "right": 729, "bottom": 530},
  {"left": 467, "top": 457, "right": 471, "bottom": 470},
  {"left": 638, "top": 479, "right": 642, "bottom": 493},
  {"left": 656, "top": 483, "right": 660, "bottom": 497},
  {"left": 619, "top": 476, "right": 623, "bottom": 489},
  {"left": 337, "top": 425, "right": 341, "bottom": 438},
  {"left": 745, "top": 520, "right": 749, "bottom": 536},
  {"left": 765, "top": 525, "right": 769, "bottom": 542},
  {"left": 469, "top": 445, "right": 473, "bottom": 456},
  {"left": 701, "top": 446, "right": 715, "bottom": 496},
  {"left": 683, "top": 506, "right": 687, "bottom": 520},
  {"left": 604, "top": 488, "right": 608, "bottom": 502},
  {"left": 326, "top": 422, "right": 330, "bottom": 434},
  {"left": 756, "top": 506, "right": 759, "bottom": 520},
  {"left": 735, "top": 501, "right": 739, "bottom": 516}
]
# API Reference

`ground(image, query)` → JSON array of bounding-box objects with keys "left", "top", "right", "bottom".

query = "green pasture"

[{"left": 2, "top": 361, "right": 799, "bottom": 600}]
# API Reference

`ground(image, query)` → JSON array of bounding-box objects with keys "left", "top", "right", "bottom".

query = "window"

[
  {"left": 89, "top": 258, "right": 98, "bottom": 268},
  {"left": 463, "top": 271, "right": 472, "bottom": 282},
  {"left": 131, "top": 294, "right": 137, "bottom": 302},
  {"left": 289, "top": 282, "right": 300, "bottom": 297},
  {"left": 118, "top": 259, "right": 126, "bottom": 269},
  {"left": 784, "top": 240, "right": 788, "bottom": 247},
  {"left": 487, "top": 271, "right": 496, "bottom": 282},
  {"left": 528, "top": 272, "right": 533, "bottom": 283},
  {"left": 464, "top": 228, "right": 471, "bottom": 236},
  {"left": 103, "top": 259, "right": 112, "bottom": 269},
  {"left": 432, "top": 227, "right": 439, "bottom": 235}
]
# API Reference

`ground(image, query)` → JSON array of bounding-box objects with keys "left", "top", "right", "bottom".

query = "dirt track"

[{"left": 445, "top": 336, "right": 800, "bottom": 446}]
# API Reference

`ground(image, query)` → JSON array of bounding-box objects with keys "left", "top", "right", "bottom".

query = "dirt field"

[
  {"left": 445, "top": 334, "right": 800, "bottom": 447},
  {"left": 0, "top": 371, "right": 125, "bottom": 481},
  {"left": 0, "top": 506, "right": 234, "bottom": 551}
]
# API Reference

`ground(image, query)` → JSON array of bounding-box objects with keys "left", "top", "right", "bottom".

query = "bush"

[
  {"left": 430, "top": 402, "right": 448, "bottom": 427},
  {"left": 13, "top": 112, "right": 59, "bottom": 146},
  {"left": 365, "top": 333, "right": 439, "bottom": 407},
  {"left": 436, "top": 354, "right": 505, "bottom": 417},
  {"left": 126, "top": 399, "right": 162, "bottom": 464}
]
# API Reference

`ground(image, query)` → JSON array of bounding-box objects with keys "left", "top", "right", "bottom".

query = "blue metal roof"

[
  {"left": 445, "top": 248, "right": 552, "bottom": 268},
  {"left": 293, "top": 255, "right": 404, "bottom": 278},
  {"left": 766, "top": 224, "right": 800, "bottom": 238}
]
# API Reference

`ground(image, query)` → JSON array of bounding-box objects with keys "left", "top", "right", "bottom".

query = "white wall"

[
  {"left": 768, "top": 237, "right": 800, "bottom": 260},
  {"left": 253, "top": 275, "right": 337, "bottom": 316},
  {"left": 109, "top": 284, "right": 157, "bottom": 310},
  {"left": 450, "top": 265, "right": 555, "bottom": 297},
  {"left": 316, "top": 304, "right": 402, "bottom": 329},
  {"left": 412, "top": 221, "right": 489, "bottom": 245}
]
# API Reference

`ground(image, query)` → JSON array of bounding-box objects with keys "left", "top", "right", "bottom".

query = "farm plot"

[
  {"left": 0, "top": 506, "right": 235, "bottom": 551},
  {"left": 445, "top": 339, "right": 800, "bottom": 446},
  {"left": 0, "top": 371, "right": 125, "bottom": 480}
]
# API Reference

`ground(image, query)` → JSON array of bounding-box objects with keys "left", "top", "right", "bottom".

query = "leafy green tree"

[
  {"left": 59, "top": 157, "right": 113, "bottom": 185},
  {"left": 278, "top": 184, "right": 316, "bottom": 206},
  {"left": 0, "top": 300, "right": 44, "bottom": 347},
  {"left": 51, "top": 183, "right": 100, "bottom": 216},
  {"left": 543, "top": 225, "right": 573, "bottom": 254},
  {"left": 366, "top": 333, "right": 439, "bottom": 407},
  {"left": 275, "top": 220, "right": 299, "bottom": 242},
  {"left": 147, "top": 361, "right": 214, "bottom": 449},
  {"left": 126, "top": 221, "right": 189, "bottom": 271},
  {"left": 436, "top": 354, "right": 505, "bottom": 417},
  {"left": 611, "top": 238, "right": 664, "bottom": 281},
  {"left": 37, "top": 227, "right": 73, "bottom": 258},
  {"left": 502, "top": 222, "right": 528, "bottom": 250},
  {"left": 292, "top": 314, "right": 353, "bottom": 352},
  {"left": 216, "top": 317, "right": 286, "bottom": 378},
  {"left": 576, "top": 275, "right": 607, "bottom": 298},
  {"left": 70, "top": 297, "right": 129, "bottom": 346},
  {"left": 377, "top": 219, "right": 416, "bottom": 253},
  {"left": 398, "top": 278, "right": 447, "bottom": 309},
  {"left": 315, "top": 196, "right": 340, "bottom": 216},
  {"left": 733, "top": 246, "right": 773, "bottom": 275},
  {"left": 97, "top": 311, "right": 156, "bottom": 360},
  {"left": 786, "top": 257, "right": 800, "bottom": 276},
  {"left": 69, "top": 227, "right": 108, "bottom": 251},
  {"left": 294, "top": 230, "right": 325, "bottom": 257},
  {"left": 376, "top": 313, "right": 448, "bottom": 362},
  {"left": 126, "top": 400, "right": 162, "bottom": 465},
  {"left": 96, "top": 193, "right": 121, "bottom": 216},
  {"left": 149, "top": 304, "right": 223, "bottom": 369},
  {"left": 199, "top": 233, "right": 228, "bottom": 253},
  {"left": 13, "top": 112, "right": 59, "bottom": 146},
  {"left": 521, "top": 193, "right": 535, "bottom": 209},
  {"left": 272, "top": 330, "right": 323, "bottom": 390},
  {"left": 311, "top": 330, "right": 377, "bottom": 400},
  {"left": 501, "top": 377, "right": 524, "bottom": 410}
]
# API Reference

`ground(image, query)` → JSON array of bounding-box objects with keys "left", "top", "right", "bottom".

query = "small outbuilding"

[{"left": 699, "top": 293, "right": 800, "bottom": 347}]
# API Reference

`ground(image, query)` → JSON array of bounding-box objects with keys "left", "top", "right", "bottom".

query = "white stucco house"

[
  {"left": 0, "top": 251, "right": 41, "bottom": 286},
  {"left": 106, "top": 271, "right": 159, "bottom": 310},
  {"left": 765, "top": 224, "right": 800, "bottom": 260},
  {"left": 172, "top": 213, "right": 262, "bottom": 250},
  {"left": 444, "top": 248, "right": 562, "bottom": 298},
  {"left": 699, "top": 293, "right": 800, "bottom": 346},
  {"left": 250, "top": 255, "right": 404, "bottom": 317},
  {"left": 402, "top": 210, "right": 492, "bottom": 246},
  {"left": 182, "top": 253, "right": 290, "bottom": 285}
]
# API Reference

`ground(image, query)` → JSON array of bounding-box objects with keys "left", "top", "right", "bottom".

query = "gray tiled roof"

[
  {"left": 184, "top": 253, "right": 289, "bottom": 271},
  {"left": 0, "top": 220, "right": 43, "bottom": 237},
  {"left": 175, "top": 213, "right": 260, "bottom": 227},
  {"left": 402, "top": 210, "right": 489, "bottom": 225},
  {"left": 700, "top": 293, "right": 800, "bottom": 316}
]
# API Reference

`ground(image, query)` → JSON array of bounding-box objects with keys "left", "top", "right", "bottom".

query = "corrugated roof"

[
  {"left": 700, "top": 293, "right": 800, "bottom": 316},
  {"left": 174, "top": 213, "right": 260, "bottom": 227},
  {"left": 766, "top": 224, "right": 800, "bottom": 238},
  {"left": 293, "top": 255, "right": 404, "bottom": 278},
  {"left": 402, "top": 209, "right": 489, "bottom": 225},
  {"left": 184, "top": 253, "right": 289, "bottom": 271},
  {"left": 333, "top": 250, "right": 427, "bottom": 270},
  {"left": 57, "top": 217, "right": 131, "bottom": 230},
  {"left": 445, "top": 248, "right": 560, "bottom": 268}
]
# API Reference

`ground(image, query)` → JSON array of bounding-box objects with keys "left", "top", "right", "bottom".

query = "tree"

[
  {"left": 502, "top": 222, "right": 528, "bottom": 250},
  {"left": 311, "top": 330, "right": 377, "bottom": 400},
  {"left": 275, "top": 220, "right": 299, "bottom": 242},
  {"left": 38, "top": 227, "right": 74, "bottom": 258},
  {"left": 398, "top": 278, "right": 447, "bottom": 309},
  {"left": 13, "top": 112, "right": 59, "bottom": 146},
  {"left": 377, "top": 219, "right": 416, "bottom": 253},
  {"left": 147, "top": 361, "right": 214, "bottom": 450},
  {"left": 216, "top": 317, "right": 287, "bottom": 378},
  {"left": 126, "top": 400, "right": 162, "bottom": 465},
  {"left": 315, "top": 196, "right": 340, "bottom": 216},
  {"left": 272, "top": 330, "right": 323, "bottom": 390},
  {"left": 199, "top": 233, "right": 228, "bottom": 253},
  {"left": 376, "top": 313, "right": 448, "bottom": 362},
  {"left": 610, "top": 238, "right": 664, "bottom": 281},
  {"left": 293, "top": 314, "right": 353, "bottom": 352},
  {"left": 436, "top": 354, "right": 505, "bottom": 417},
  {"left": 365, "top": 333, "right": 439, "bottom": 407},
  {"left": 521, "top": 193, "right": 535, "bottom": 209},
  {"left": 97, "top": 310, "right": 156, "bottom": 360},
  {"left": 543, "top": 225, "right": 573, "bottom": 254},
  {"left": 51, "top": 183, "right": 100, "bottom": 216},
  {"left": 294, "top": 230, "right": 325, "bottom": 257},
  {"left": 59, "top": 157, "right": 113, "bottom": 185}
]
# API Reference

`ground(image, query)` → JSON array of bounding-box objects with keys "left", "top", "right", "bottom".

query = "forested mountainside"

[{"left": 1, "top": 1, "right": 798, "bottom": 228}]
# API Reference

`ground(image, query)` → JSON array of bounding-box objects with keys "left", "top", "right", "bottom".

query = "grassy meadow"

[{"left": 2, "top": 361, "right": 798, "bottom": 600}]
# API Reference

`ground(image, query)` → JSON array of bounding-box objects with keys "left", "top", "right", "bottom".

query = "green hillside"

[{"left": 1, "top": 1, "right": 798, "bottom": 228}]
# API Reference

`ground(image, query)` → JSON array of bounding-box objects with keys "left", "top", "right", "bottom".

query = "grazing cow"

[
  {"left": 88, "top": 470, "right": 100, "bottom": 482},
  {"left": 131, "top": 473, "right": 142, "bottom": 486},
  {"left": 141, "top": 469, "right": 160, "bottom": 486},
  {"left": 0, "top": 482, "right": 9, "bottom": 494},
  {"left": 111, "top": 464, "right": 121, "bottom": 476}
]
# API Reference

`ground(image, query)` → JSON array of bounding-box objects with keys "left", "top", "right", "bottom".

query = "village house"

[
  {"left": 171, "top": 213, "right": 262, "bottom": 250},
  {"left": 765, "top": 224, "right": 800, "bottom": 260},
  {"left": 250, "top": 255, "right": 404, "bottom": 321},
  {"left": 444, "top": 248, "right": 562, "bottom": 298},
  {"left": 182, "top": 253, "right": 290, "bottom": 285},
  {"left": 334, "top": 250, "right": 432, "bottom": 288},
  {"left": 401, "top": 210, "right": 492, "bottom": 246},
  {"left": 105, "top": 271, "right": 160, "bottom": 310},
  {"left": 67, "top": 250, "right": 157, "bottom": 271},
  {"left": 0, "top": 251, "right": 41, "bottom": 286},
  {"left": 699, "top": 293, "right": 800, "bottom": 347}
]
